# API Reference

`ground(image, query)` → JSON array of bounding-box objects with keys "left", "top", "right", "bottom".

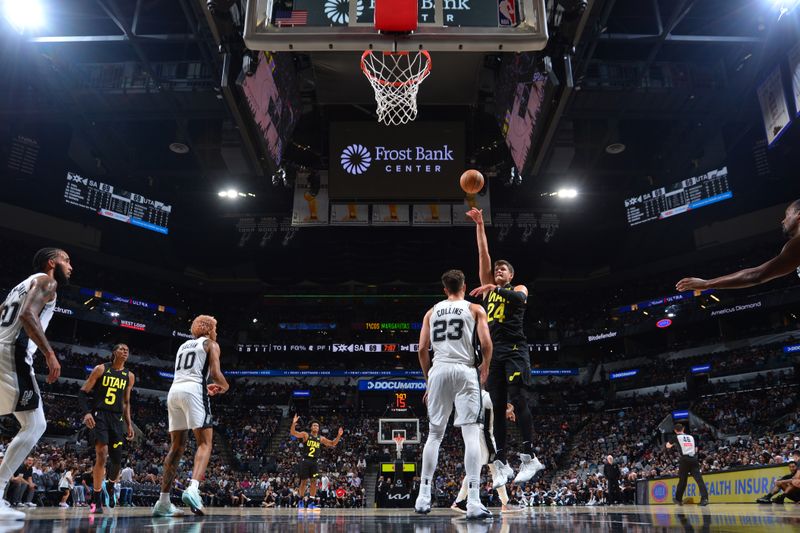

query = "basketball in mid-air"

[{"left": 459, "top": 169, "right": 484, "bottom": 194}]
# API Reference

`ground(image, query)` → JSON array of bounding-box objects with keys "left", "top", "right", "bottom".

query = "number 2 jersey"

[
  {"left": 429, "top": 299, "right": 476, "bottom": 366},
  {"left": 171, "top": 336, "right": 210, "bottom": 393},
  {"left": 0, "top": 274, "right": 56, "bottom": 364}
]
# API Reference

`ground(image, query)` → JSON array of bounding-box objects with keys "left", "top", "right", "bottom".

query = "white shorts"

[
  {"left": 167, "top": 383, "right": 212, "bottom": 432},
  {"left": 0, "top": 343, "right": 41, "bottom": 416},
  {"left": 426, "top": 362, "right": 481, "bottom": 428}
]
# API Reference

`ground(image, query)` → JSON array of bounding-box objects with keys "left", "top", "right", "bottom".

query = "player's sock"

[
  {"left": 159, "top": 492, "right": 171, "bottom": 505},
  {"left": 189, "top": 479, "right": 199, "bottom": 490},
  {"left": 94, "top": 490, "right": 103, "bottom": 508},
  {"left": 455, "top": 478, "right": 468, "bottom": 503},
  {"left": 420, "top": 424, "right": 445, "bottom": 485},
  {"left": 461, "top": 423, "right": 482, "bottom": 505}
]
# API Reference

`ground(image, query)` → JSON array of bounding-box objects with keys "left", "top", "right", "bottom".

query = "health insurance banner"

[{"left": 644, "top": 464, "right": 789, "bottom": 504}]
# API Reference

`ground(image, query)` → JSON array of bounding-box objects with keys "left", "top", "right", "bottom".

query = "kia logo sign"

[
  {"left": 656, "top": 318, "right": 672, "bottom": 329},
  {"left": 340, "top": 144, "right": 372, "bottom": 175},
  {"left": 387, "top": 493, "right": 410, "bottom": 500}
]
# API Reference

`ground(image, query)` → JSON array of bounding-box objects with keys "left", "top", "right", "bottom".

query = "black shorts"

[
  {"left": 297, "top": 460, "right": 319, "bottom": 480},
  {"left": 488, "top": 345, "right": 533, "bottom": 390},
  {"left": 93, "top": 410, "right": 126, "bottom": 448}
]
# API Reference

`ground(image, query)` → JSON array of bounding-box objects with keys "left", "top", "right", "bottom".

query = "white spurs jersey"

[
  {"left": 429, "top": 299, "right": 476, "bottom": 366},
  {"left": 171, "top": 336, "right": 209, "bottom": 388},
  {"left": 0, "top": 275, "right": 56, "bottom": 356}
]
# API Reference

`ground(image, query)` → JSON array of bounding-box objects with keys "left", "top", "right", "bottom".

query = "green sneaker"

[
  {"left": 181, "top": 486, "right": 204, "bottom": 516},
  {"left": 152, "top": 501, "right": 184, "bottom": 517}
]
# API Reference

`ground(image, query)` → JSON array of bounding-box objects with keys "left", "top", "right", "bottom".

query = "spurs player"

[
  {"left": 153, "top": 315, "right": 228, "bottom": 517},
  {"left": 0, "top": 248, "right": 69, "bottom": 520},
  {"left": 415, "top": 269, "right": 493, "bottom": 520}
]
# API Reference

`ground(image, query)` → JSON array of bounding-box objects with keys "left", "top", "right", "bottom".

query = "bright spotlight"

[
  {"left": 226, "top": 188, "right": 238, "bottom": 199},
  {"left": 217, "top": 191, "right": 227, "bottom": 198},
  {"left": 3, "top": 0, "right": 44, "bottom": 33},
  {"left": 556, "top": 188, "right": 578, "bottom": 199}
]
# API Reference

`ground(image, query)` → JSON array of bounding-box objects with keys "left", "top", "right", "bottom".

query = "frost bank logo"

[
  {"left": 325, "top": 0, "right": 364, "bottom": 24},
  {"left": 341, "top": 144, "right": 372, "bottom": 175}
]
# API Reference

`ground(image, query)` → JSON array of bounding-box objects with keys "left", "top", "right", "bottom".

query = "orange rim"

[{"left": 361, "top": 50, "right": 432, "bottom": 88}]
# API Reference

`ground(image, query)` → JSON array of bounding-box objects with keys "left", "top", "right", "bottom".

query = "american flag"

[{"left": 274, "top": 9, "right": 308, "bottom": 27}]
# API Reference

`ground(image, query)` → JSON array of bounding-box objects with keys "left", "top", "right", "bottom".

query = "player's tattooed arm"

[{"left": 20, "top": 275, "right": 60, "bottom": 383}]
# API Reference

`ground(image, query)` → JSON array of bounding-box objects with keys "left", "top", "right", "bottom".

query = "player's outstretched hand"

[
  {"left": 83, "top": 413, "right": 96, "bottom": 429},
  {"left": 469, "top": 284, "right": 497, "bottom": 298},
  {"left": 126, "top": 425, "right": 135, "bottom": 441},
  {"left": 676, "top": 277, "right": 709, "bottom": 292},
  {"left": 207, "top": 383, "right": 224, "bottom": 396},
  {"left": 293, "top": 413, "right": 300, "bottom": 424},
  {"left": 465, "top": 208, "right": 484, "bottom": 225}
]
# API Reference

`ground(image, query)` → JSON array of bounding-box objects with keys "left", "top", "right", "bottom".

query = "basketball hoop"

[
  {"left": 393, "top": 434, "right": 406, "bottom": 460},
  {"left": 361, "top": 50, "right": 432, "bottom": 126}
]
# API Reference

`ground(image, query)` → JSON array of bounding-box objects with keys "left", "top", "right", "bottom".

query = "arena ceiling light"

[
  {"left": 773, "top": 0, "right": 800, "bottom": 18},
  {"left": 218, "top": 189, "right": 256, "bottom": 199},
  {"left": 556, "top": 188, "right": 578, "bottom": 199},
  {"left": 3, "top": 0, "right": 44, "bottom": 33}
]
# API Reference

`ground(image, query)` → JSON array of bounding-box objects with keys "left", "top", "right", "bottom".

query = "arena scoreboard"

[
  {"left": 624, "top": 166, "right": 732, "bottom": 227},
  {"left": 64, "top": 172, "right": 171, "bottom": 234}
]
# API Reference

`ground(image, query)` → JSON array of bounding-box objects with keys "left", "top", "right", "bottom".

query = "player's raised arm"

[
  {"left": 677, "top": 237, "right": 800, "bottom": 291},
  {"left": 418, "top": 309, "right": 433, "bottom": 381},
  {"left": 290, "top": 414, "right": 308, "bottom": 441},
  {"left": 466, "top": 208, "right": 494, "bottom": 286},
  {"left": 321, "top": 427, "right": 343, "bottom": 447}
]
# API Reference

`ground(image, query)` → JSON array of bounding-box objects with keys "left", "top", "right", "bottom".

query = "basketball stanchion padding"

[{"left": 361, "top": 50, "right": 432, "bottom": 125}]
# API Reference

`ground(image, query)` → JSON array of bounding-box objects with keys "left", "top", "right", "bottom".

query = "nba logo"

[{"left": 499, "top": 0, "right": 516, "bottom": 26}]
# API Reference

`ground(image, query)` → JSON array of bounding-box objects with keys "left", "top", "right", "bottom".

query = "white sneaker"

[
  {"left": 514, "top": 454, "right": 545, "bottom": 484},
  {"left": 59, "top": 502, "right": 69, "bottom": 508},
  {"left": 491, "top": 460, "right": 515, "bottom": 490},
  {"left": 23, "top": 503, "right": 36, "bottom": 508},
  {"left": 414, "top": 489, "right": 431, "bottom": 514},
  {"left": 152, "top": 501, "right": 185, "bottom": 517},
  {"left": 466, "top": 501, "right": 492, "bottom": 520},
  {"left": 0, "top": 500, "right": 25, "bottom": 520}
]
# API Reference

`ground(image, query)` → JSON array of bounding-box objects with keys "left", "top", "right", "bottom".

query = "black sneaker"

[
  {"left": 774, "top": 495, "right": 786, "bottom": 504},
  {"left": 699, "top": 499, "right": 709, "bottom": 506},
  {"left": 672, "top": 498, "right": 683, "bottom": 506},
  {"left": 756, "top": 496, "right": 773, "bottom": 504}
]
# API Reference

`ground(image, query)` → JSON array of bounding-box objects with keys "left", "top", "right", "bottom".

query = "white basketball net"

[{"left": 361, "top": 50, "right": 432, "bottom": 126}]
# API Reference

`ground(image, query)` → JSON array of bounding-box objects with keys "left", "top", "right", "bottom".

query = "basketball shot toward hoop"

[{"left": 460, "top": 170, "right": 484, "bottom": 194}]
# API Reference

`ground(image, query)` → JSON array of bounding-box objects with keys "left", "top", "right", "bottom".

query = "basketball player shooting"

[
  {"left": 0, "top": 248, "right": 69, "bottom": 521},
  {"left": 415, "top": 269, "right": 493, "bottom": 519},
  {"left": 466, "top": 208, "right": 545, "bottom": 487},
  {"left": 153, "top": 315, "right": 228, "bottom": 517},
  {"left": 677, "top": 199, "right": 800, "bottom": 292},
  {"left": 289, "top": 415, "right": 343, "bottom": 512},
  {"left": 80, "top": 343, "right": 135, "bottom": 514}
]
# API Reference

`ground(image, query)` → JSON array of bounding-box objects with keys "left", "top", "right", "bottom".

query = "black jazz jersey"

[
  {"left": 95, "top": 363, "right": 130, "bottom": 414},
  {"left": 485, "top": 284, "right": 527, "bottom": 346},
  {"left": 303, "top": 434, "right": 322, "bottom": 463}
]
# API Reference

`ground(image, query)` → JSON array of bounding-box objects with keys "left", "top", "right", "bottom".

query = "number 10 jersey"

[{"left": 172, "top": 336, "right": 210, "bottom": 390}]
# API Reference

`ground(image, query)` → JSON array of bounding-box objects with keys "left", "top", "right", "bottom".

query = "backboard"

[
  {"left": 244, "top": 0, "right": 548, "bottom": 52},
  {"left": 378, "top": 418, "right": 420, "bottom": 444}
]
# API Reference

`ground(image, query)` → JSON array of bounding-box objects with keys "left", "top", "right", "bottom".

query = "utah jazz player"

[
  {"left": 466, "top": 207, "right": 545, "bottom": 487},
  {"left": 80, "top": 343, "right": 135, "bottom": 514},
  {"left": 290, "top": 414, "right": 343, "bottom": 511}
]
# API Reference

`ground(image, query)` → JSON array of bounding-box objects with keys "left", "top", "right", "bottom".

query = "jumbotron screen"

[
  {"left": 624, "top": 166, "right": 732, "bottom": 227},
  {"left": 64, "top": 172, "right": 171, "bottom": 234}
]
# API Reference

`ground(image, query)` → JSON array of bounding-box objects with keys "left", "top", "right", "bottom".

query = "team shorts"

[
  {"left": 93, "top": 410, "right": 126, "bottom": 448},
  {"left": 167, "top": 384, "right": 212, "bottom": 432},
  {"left": 297, "top": 460, "right": 319, "bottom": 480},
  {"left": 426, "top": 361, "right": 481, "bottom": 428},
  {"left": 487, "top": 344, "right": 533, "bottom": 390},
  {"left": 0, "top": 343, "right": 41, "bottom": 415}
]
